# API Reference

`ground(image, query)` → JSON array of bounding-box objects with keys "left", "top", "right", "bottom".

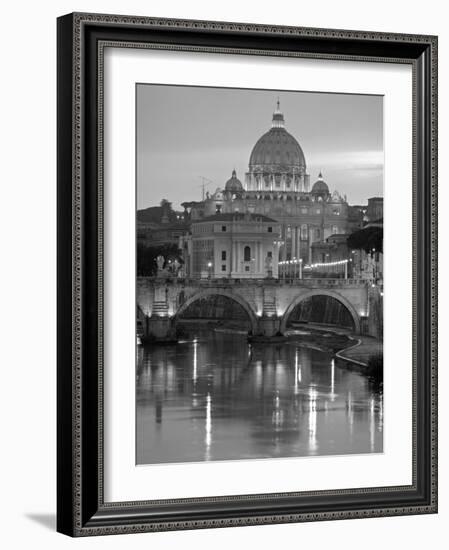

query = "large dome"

[{"left": 249, "top": 101, "right": 306, "bottom": 171}]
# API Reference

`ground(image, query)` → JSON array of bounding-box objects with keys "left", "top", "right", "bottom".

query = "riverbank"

[
  {"left": 284, "top": 325, "right": 352, "bottom": 353},
  {"left": 335, "top": 335, "right": 382, "bottom": 368},
  {"left": 289, "top": 323, "right": 382, "bottom": 371}
]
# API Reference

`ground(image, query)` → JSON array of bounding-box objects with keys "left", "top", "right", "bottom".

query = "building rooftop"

[{"left": 149, "top": 222, "right": 190, "bottom": 232}]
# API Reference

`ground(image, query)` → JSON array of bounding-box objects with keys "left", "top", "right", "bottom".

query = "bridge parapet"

[{"left": 137, "top": 276, "right": 372, "bottom": 288}]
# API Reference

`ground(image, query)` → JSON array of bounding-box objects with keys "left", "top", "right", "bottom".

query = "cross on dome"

[{"left": 272, "top": 99, "right": 285, "bottom": 128}]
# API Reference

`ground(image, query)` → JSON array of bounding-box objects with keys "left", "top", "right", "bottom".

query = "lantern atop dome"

[{"left": 271, "top": 98, "right": 285, "bottom": 128}]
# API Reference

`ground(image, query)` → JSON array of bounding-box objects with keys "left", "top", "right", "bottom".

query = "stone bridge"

[{"left": 137, "top": 277, "right": 382, "bottom": 340}]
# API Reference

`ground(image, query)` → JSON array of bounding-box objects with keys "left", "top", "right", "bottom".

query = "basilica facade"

[{"left": 182, "top": 101, "right": 354, "bottom": 276}]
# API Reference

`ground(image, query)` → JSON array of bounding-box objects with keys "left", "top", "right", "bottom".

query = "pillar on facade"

[
  {"left": 290, "top": 227, "right": 296, "bottom": 259},
  {"left": 280, "top": 226, "right": 286, "bottom": 262},
  {"left": 296, "top": 227, "right": 301, "bottom": 259},
  {"left": 308, "top": 232, "right": 312, "bottom": 264}
]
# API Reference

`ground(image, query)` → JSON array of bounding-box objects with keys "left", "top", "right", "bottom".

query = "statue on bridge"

[
  {"left": 156, "top": 254, "right": 183, "bottom": 278},
  {"left": 156, "top": 255, "right": 165, "bottom": 276},
  {"left": 172, "top": 258, "right": 181, "bottom": 277}
]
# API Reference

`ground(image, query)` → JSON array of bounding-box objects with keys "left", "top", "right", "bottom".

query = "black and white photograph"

[
  {"left": 0, "top": 0, "right": 442, "bottom": 545},
  {"left": 136, "top": 85, "right": 384, "bottom": 465}
]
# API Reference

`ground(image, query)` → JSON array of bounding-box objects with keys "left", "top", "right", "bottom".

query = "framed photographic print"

[{"left": 57, "top": 12, "right": 438, "bottom": 536}]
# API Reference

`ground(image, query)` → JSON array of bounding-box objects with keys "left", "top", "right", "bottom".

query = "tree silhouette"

[{"left": 347, "top": 226, "right": 383, "bottom": 255}]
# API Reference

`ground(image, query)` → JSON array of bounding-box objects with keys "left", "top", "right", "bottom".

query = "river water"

[{"left": 136, "top": 330, "right": 383, "bottom": 465}]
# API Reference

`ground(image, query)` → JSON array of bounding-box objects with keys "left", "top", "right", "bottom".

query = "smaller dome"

[
  {"left": 311, "top": 172, "right": 329, "bottom": 195},
  {"left": 225, "top": 170, "right": 243, "bottom": 193}
]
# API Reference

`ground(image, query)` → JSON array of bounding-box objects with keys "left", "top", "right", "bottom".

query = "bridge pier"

[
  {"left": 256, "top": 316, "right": 282, "bottom": 337},
  {"left": 143, "top": 316, "right": 176, "bottom": 343}
]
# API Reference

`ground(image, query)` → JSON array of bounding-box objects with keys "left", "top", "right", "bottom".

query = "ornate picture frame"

[{"left": 57, "top": 12, "right": 437, "bottom": 536}]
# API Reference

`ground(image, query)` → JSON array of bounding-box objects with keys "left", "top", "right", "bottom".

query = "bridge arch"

[
  {"left": 174, "top": 289, "right": 258, "bottom": 334},
  {"left": 280, "top": 289, "right": 361, "bottom": 334}
]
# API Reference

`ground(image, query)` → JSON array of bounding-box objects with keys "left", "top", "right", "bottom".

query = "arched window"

[
  {"left": 244, "top": 246, "right": 251, "bottom": 262},
  {"left": 301, "top": 224, "right": 308, "bottom": 240}
]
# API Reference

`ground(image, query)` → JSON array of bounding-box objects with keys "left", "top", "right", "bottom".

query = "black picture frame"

[{"left": 57, "top": 12, "right": 438, "bottom": 536}]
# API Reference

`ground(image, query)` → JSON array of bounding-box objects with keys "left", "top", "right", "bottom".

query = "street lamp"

[{"left": 207, "top": 261, "right": 212, "bottom": 279}]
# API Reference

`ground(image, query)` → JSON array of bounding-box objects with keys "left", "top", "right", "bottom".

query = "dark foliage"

[
  {"left": 366, "top": 353, "right": 383, "bottom": 383},
  {"left": 137, "top": 199, "right": 181, "bottom": 224},
  {"left": 347, "top": 226, "right": 383, "bottom": 254}
]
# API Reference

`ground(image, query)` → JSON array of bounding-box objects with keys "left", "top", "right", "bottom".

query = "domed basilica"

[
  {"left": 181, "top": 101, "right": 350, "bottom": 277},
  {"left": 246, "top": 100, "right": 309, "bottom": 193}
]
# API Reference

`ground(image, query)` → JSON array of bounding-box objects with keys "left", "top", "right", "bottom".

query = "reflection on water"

[{"left": 136, "top": 330, "right": 383, "bottom": 465}]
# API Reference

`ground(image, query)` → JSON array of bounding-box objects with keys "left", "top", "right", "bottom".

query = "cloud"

[{"left": 308, "top": 150, "right": 383, "bottom": 171}]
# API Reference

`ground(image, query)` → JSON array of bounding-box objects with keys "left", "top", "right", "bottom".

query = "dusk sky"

[{"left": 137, "top": 84, "right": 383, "bottom": 210}]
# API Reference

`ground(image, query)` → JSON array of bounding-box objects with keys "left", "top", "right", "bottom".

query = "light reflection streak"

[
  {"left": 348, "top": 391, "right": 354, "bottom": 437},
  {"left": 378, "top": 396, "right": 384, "bottom": 431},
  {"left": 294, "top": 349, "right": 298, "bottom": 393},
  {"left": 330, "top": 359, "right": 335, "bottom": 400},
  {"left": 294, "top": 348, "right": 302, "bottom": 393},
  {"left": 272, "top": 392, "right": 284, "bottom": 428},
  {"left": 205, "top": 393, "right": 212, "bottom": 459},
  {"left": 308, "top": 387, "right": 317, "bottom": 452},
  {"left": 192, "top": 339, "right": 198, "bottom": 385},
  {"left": 370, "top": 397, "right": 375, "bottom": 452},
  {"left": 255, "top": 361, "right": 262, "bottom": 391},
  {"left": 275, "top": 361, "right": 286, "bottom": 386}
]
